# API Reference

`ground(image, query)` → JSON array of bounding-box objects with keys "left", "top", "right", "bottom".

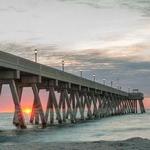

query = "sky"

[{"left": 0, "top": 0, "right": 150, "bottom": 111}]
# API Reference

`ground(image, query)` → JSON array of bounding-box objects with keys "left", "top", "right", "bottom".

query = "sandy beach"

[{"left": 0, "top": 137, "right": 150, "bottom": 150}]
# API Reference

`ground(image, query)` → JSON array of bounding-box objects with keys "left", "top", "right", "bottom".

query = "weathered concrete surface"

[
  {"left": 0, "top": 51, "right": 145, "bottom": 128},
  {"left": 0, "top": 50, "right": 128, "bottom": 96}
]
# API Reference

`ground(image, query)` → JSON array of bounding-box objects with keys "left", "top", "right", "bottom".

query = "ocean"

[{"left": 0, "top": 110, "right": 150, "bottom": 143}]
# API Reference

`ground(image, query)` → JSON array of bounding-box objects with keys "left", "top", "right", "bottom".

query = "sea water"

[{"left": 0, "top": 110, "right": 150, "bottom": 143}]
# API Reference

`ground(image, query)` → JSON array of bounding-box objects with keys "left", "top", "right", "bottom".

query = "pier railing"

[{"left": 0, "top": 51, "right": 145, "bottom": 129}]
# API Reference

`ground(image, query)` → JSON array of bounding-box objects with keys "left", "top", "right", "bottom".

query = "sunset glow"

[
  {"left": 0, "top": 0, "right": 149, "bottom": 113},
  {"left": 22, "top": 108, "right": 32, "bottom": 115},
  {"left": 0, "top": 0, "right": 150, "bottom": 148}
]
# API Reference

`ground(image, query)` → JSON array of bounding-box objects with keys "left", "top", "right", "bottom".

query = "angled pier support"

[
  {"left": 20, "top": 75, "right": 46, "bottom": 128},
  {"left": 31, "top": 84, "right": 46, "bottom": 127},
  {"left": 9, "top": 80, "right": 26, "bottom": 129},
  {"left": 0, "top": 70, "right": 145, "bottom": 129},
  {"left": 45, "top": 86, "right": 62, "bottom": 124},
  {"left": 13, "top": 85, "right": 23, "bottom": 125},
  {"left": 0, "top": 51, "right": 146, "bottom": 129},
  {"left": 30, "top": 95, "right": 40, "bottom": 125},
  {"left": 82, "top": 92, "right": 92, "bottom": 119},
  {"left": 138, "top": 100, "right": 145, "bottom": 113}
]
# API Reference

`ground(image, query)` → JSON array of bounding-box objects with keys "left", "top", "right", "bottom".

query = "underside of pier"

[{"left": 0, "top": 51, "right": 145, "bottom": 129}]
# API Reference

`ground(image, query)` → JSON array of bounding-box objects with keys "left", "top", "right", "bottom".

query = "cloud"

[
  {"left": 60, "top": 0, "right": 150, "bottom": 17},
  {"left": 0, "top": 36, "right": 150, "bottom": 96},
  {"left": 1, "top": 41, "right": 150, "bottom": 68},
  {"left": 1, "top": 41, "right": 150, "bottom": 75},
  {"left": 0, "top": 0, "right": 150, "bottom": 97}
]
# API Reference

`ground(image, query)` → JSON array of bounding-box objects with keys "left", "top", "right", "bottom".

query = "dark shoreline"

[{"left": 0, "top": 137, "right": 150, "bottom": 150}]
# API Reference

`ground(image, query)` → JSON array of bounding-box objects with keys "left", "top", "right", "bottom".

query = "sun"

[{"left": 23, "top": 108, "right": 32, "bottom": 114}]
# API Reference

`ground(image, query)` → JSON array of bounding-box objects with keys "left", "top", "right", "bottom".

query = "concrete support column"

[
  {"left": 127, "top": 100, "right": 132, "bottom": 113},
  {"left": 69, "top": 91, "right": 76, "bottom": 121},
  {"left": 110, "top": 94, "right": 116, "bottom": 115},
  {"left": 84, "top": 93, "right": 92, "bottom": 119},
  {"left": 64, "top": 89, "right": 74, "bottom": 122},
  {"left": 134, "top": 100, "right": 137, "bottom": 113},
  {"left": 135, "top": 100, "right": 138, "bottom": 113},
  {"left": 45, "top": 88, "right": 54, "bottom": 124},
  {"left": 131, "top": 100, "right": 135, "bottom": 113},
  {"left": 30, "top": 89, "right": 40, "bottom": 125},
  {"left": 119, "top": 98, "right": 123, "bottom": 114},
  {"left": 97, "top": 95, "right": 102, "bottom": 117},
  {"left": 124, "top": 100, "right": 128, "bottom": 114},
  {"left": 9, "top": 80, "right": 26, "bottom": 129},
  {"left": 0, "top": 83, "right": 2, "bottom": 95},
  {"left": 128, "top": 100, "right": 133, "bottom": 113},
  {"left": 91, "top": 93, "right": 98, "bottom": 118},
  {"left": 138, "top": 100, "right": 145, "bottom": 113},
  {"left": 142, "top": 100, "right": 145, "bottom": 113},
  {"left": 74, "top": 91, "right": 84, "bottom": 120},
  {"left": 31, "top": 84, "right": 46, "bottom": 128},
  {"left": 99, "top": 95, "right": 105, "bottom": 117},
  {"left": 113, "top": 95, "right": 118, "bottom": 115},
  {"left": 125, "top": 100, "right": 129, "bottom": 113},
  {"left": 59, "top": 89, "right": 66, "bottom": 122},
  {"left": 120, "top": 97, "right": 125, "bottom": 114},
  {"left": 107, "top": 94, "right": 114, "bottom": 116},
  {"left": 45, "top": 86, "right": 62, "bottom": 124},
  {"left": 80, "top": 93, "right": 84, "bottom": 113},
  {"left": 116, "top": 95, "right": 120, "bottom": 115},
  {"left": 101, "top": 95, "right": 107, "bottom": 117},
  {"left": 59, "top": 86, "right": 74, "bottom": 123},
  {"left": 13, "top": 85, "right": 23, "bottom": 125},
  {"left": 120, "top": 99, "right": 124, "bottom": 114}
]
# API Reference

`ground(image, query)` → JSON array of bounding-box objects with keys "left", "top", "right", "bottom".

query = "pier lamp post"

[
  {"left": 62, "top": 60, "right": 64, "bottom": 71},
  {"left": 34, "top": 49, "right": 38, "bottom": 63},
  {"left": 102, "top": 79, "right": 106, "bottom": 85},
  {"left": 93, "top": 74, "right": 96, "bottom": 82},
  {"left": 80, "top": 70, "right": 83, "bottom": 78},
  {"left": 111, "top": 81, "right": 113, "bottom": 87}
]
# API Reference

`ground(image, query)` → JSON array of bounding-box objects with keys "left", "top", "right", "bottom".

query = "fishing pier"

[{"left": 0, "top": 51, "right": 145, "bottom": 129}]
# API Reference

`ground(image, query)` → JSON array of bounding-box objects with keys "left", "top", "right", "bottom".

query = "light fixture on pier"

[
  {"left": 102, "top": 79, "right": 106, "bottom": 85},
  {"left": 34, "top": 49, "right": 38, "bottom": 63},
  {"left": 93, "top": 74, "right": 96, "bottom": 82},
  {"left": 111, "top": 81, "right": 113, "bottom": 87},
  {"left": 62, "top": 60, "right": 64, "bottom": 71},
  {"left": 80, "top": 70, "right": 83, "bottom": 78}
]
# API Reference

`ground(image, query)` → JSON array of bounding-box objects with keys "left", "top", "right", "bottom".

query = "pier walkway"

[{"left": 0, "top": 51, "right": 145, "bottom": 128}]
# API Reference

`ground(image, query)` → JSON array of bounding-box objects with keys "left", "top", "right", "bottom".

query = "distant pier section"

[{"left": 0, "top": 51, "right": 145, "bottom": 129}]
